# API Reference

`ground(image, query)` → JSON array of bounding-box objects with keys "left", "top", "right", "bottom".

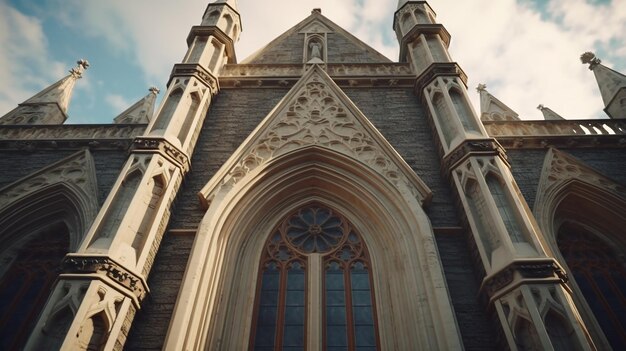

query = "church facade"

[{"left": 1, "top": 0, "right": 625, "bottom": 350}]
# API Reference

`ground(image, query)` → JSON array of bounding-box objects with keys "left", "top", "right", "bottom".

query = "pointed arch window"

[
  {"left": 557, "top": 222, "right": 626, "bottom": 349},
  {"left": 250, "top": 205, "right": 379, "bottom": 350},
  {"left": 0, "top": 223, "right": 69, "bottom": 350}
]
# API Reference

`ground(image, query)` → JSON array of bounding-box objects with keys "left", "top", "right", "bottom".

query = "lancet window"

[{"left": 250, "top": 204, "right": 379, "bottom": 350}]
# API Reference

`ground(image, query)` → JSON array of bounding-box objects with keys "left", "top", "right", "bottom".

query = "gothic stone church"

[{"left": 1, "top": 1, "right": 625, "bottom": 350}]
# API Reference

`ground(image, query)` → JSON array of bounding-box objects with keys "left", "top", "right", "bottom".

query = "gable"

[
  {"left": 199, "top": 65, "right": 430, "bottom": 208},
  {"left": 242, "top": 13, "right": 392, "bottom": 65}
]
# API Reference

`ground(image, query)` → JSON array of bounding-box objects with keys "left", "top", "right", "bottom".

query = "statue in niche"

[{"left": 308, "top": 39, "right": 324, "bottom": 63}]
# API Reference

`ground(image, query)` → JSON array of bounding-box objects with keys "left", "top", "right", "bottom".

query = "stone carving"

[
  {"left": 132, "top": 137, "right": 190, "bottom": 172},
  {"left": 0, "top": 124, "right": 146, "bottom": 140},
  {"left": 483, "top": 119, "right": 626, "bottom": 137},
  {"left": 537, "top": 148, "right": 626, "bottom": 198},
  {"left": 63, "top": 255, "right": 148, "bottom": 304},
  {"left": 482, "top": 259, "right": 566, "bottom": 297},
  {"left": 221, "top": 63, "right": 413, "bottom": 78},
  {"left": 0, "top": 149, "right": 98, "bottom": 212},
  {"left": 204, "top": 69, "right": 427, "bottom": 204},
  {"left": 580, "top": 52, "right": 601, "bottom": 70}
]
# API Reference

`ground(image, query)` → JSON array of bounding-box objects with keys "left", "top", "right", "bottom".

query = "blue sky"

[{"left": 1, "top": 0, "right": 625, "bottom": 123}]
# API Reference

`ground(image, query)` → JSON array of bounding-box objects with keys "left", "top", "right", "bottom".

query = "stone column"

[
  {"left": 24, "top": 1, "right": 240, "bottom": 349},
  {"left": 395, "top": 1, "right": 596, "bottom": 349}
]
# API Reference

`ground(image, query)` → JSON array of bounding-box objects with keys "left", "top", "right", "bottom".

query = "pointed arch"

[
  {"left": 534, "top": 148, "right": 626, "bottom": 349},
  {"left": 165, "top": 146, "right": 462, "bottom": 350}
]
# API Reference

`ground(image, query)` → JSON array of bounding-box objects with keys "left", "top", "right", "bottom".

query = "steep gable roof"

[{"left": 241, "top": 10, "right": 392, "bottom": 64}]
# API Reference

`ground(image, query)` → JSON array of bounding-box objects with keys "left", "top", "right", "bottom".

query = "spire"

[
  {"left": 581, "top": 52, "right": 626, "bottom": 119},
  {"left": 0, "top": 59, "right": 89, "bottom": 125},
  {"left": 537, "top": 104, "right": 565, "bottom": 120},
  {"left": 476, "top": 84, "right": 520, "bottom": 121},
  {"left": 113, "top": 87, "right": 160, "bottom": 124}
]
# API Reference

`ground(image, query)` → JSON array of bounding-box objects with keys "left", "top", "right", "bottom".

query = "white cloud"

[
  {"left": 2, "top": 0, "right": 625, "bottom": 122},
  {"left": 105, "top": 94, "right": 132, "bottom": 115},
  {"left": 0, "top": 1, "right": 66, "bottom": 115}
]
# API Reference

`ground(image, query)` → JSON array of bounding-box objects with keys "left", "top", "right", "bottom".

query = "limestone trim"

[
  {"left": 62, "top": 254, "right": 149, "bottom": 306},
  {"left": 415, "top": 62, "right": 468, "bottom": 96},
  {"left": 165, "top": 146, "right": 463, "bottom": 350},
  {"left": 131, "top": 137, "right": 191, "bottom": 172},
  {"left": 199, "top": 65, "right": 432, "bottom": 208},
  {"left": 442, "top": 138, "right": 509, "bottom": 173},
  {"left": 168, "top": 63, "right": 220, "bottom": 92},
  {"left": 0, "top": 124, "right": 147, "bottom": 141},
  {"left": 221, "top": 63, "right": 413, "bottom": 78},
  {"left": 186, "top": 26, "right": 237, "bottom": 64},
  {"left": 0, "top": 149, "right": 99, "bottom": 252},
  {"left": 534, "top": 148, "right": 626, "bottom": 349}
]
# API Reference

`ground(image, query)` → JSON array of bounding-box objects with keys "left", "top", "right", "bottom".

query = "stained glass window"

[
  {"left": 0, "top": 223, "right": 69, "bottom": 350},
  {"left": 557, "top": 223, "right": 626, "bottom": 349},
  {"left": 250, "top": 205, "right": 379, "bottom": 350}
]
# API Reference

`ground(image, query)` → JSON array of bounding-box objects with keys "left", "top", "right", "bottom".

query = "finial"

[
  {"left": 69, "top": 59, "right": 90, "bottom": 78},
  {"left": 312, "top": 8, "right": 322, "bottom": 14},
  {"left": 537, "top": 104, "right": 545, "bottom": 110},
  {"left": 580, "top": 52, "right": 601, "bottom": 70},
  {"left": 149, "top": 86, "right": 160, "bottom": 95},
  {"left": 476, "top": 83, "right": 487, "bottom": 92}
]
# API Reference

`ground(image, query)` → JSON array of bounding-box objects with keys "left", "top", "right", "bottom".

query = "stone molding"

[
  {"left": 200, "top": 66, "right": 432, "bottom": 208},
  {"left": 131, "top": 137, "right": 190, "bottom": 172},
  {"left": 415, "top": 62, "right": 468, "bottom": 96},
  {"left": 221, "top": 63, "right": 413, "bottom": 77},
  {"left": 62, "top": 255, "right": 148, "bottom": 306},
  {"left": 442, "top": 138, "right": 508, "bottom": 172},
  {"left": 186, "top": 26, "right": 236, "bottom": 64},
  {"left": 0, "top": 123, "right": 146, "bottom": 140},
  {"left": 399, "top": 24, "right": 451, "bottom": 60},
  {"left": 168, "top": 63, "right": 219, "bottom": 93},
  {"left": 480, "top": 259, "right": 567, "bottom": 301},
  {"left": 484, "top": 119, "right": 626, "bottom": 137}
]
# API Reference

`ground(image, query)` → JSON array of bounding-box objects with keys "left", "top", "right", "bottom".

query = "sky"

[{"left": 1, "top": 0, "right": 625, "bottom": 124}]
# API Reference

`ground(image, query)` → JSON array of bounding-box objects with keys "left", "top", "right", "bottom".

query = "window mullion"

[{"left": 308, "top": 253, "right": 322, "bottom": 351}]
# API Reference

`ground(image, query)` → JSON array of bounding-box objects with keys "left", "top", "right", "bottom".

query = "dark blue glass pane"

[
  {"left": 262, "top": 271, "right": 280, "bottom": 289},
  {"left": 261, "top": 291, "right": 278, "bottom": 306},
  {"left": 326, "top": 272, "right": 345, "bottom": 290},
  {"left": 353, "top": 306, "right": 374, "bottom": 325},
  {"left": 327, "top": 325, "right": 348, "bottom": 346},
  {"left": 356, "top": 347, "right": 377, "bottom": 351},
  {"left": 354, "top": 325, "right": 376, "bottom": 346},
  {"left": 351, "top": 272, "right": 369, "bottom": 290},
  {"left": 283, "top": 348, "right": 304, "bottom": 351},
  {"left": 258, "top": 306, "right": 278, "bottom": 325},
  {"left": 286, "top": 291, "right": 304, "bottom": 306},
  {"left": 326, "top": 290, "right": 345, "bottom": 306},
  {"left": 283, "top": 325, "right": 304, "bottom": 346},
  {"left": 255, "top": 325, "right": 276, "bottom": 347},
  {"left": 326, "top": 306, "right": 346, "bottom": 325},
  {"left": 328, "top": 347, "right": 348, "bottom": 351},
  {"left": 351, "top": 290, "right": 371, "bottom": 306},
  {"left": 254, "top": 348, "right": 274, "bottom": 351},
  {"left": 284, "top": 307, "right": 305, "bottom": 324},
  {"left": 302, "top": 208, "right": 314, "bottom": 224},
  {"left": 287, "top": 272, "right": 305, "bottom": 290}
]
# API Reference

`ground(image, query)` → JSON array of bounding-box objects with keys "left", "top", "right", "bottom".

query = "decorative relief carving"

[
  {"left": 221, "top": 63, "right": 413, "bottom": 78},
  {"left": 0, "top": 149, "right": 98, "bottom": 211},
  {"left": 482, "top": 259, "right": 566, "bottom": 298},
  {"left": 205, "top": 69, "right": 426, "bottom": 204},
  {"left": 443, "top": 139, "right": 508, "bottom": 172},
  {"left": 0, "top": 124, "right": 146, "bottom": 140},
  {"left": 63, "top": 256, "right": 148, "bottom": 304},
  {"left": 415, "top": 62, "right": 468, "bottom": 96},
  {"left": 483, "top": 120, "right": 626, "bottom": 137},
  {"left": 538, "top": 148, "right": 626, "bottom": 198},
  {"left": 131, "top": 137, "right": 190, "bottom": 172},
  {"left": 169, "top": 64, "right": 219, "bottom": 93}
]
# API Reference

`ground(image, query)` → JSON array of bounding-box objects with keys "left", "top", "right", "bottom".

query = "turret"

[
  {"left": 393, "top": 1, "right": 451, "bottom": 74},
  {"left": 147, "top": 0, "right": 240, "bottom": 152},
  {"left": 581, "top": 51, "right": 626, "bottom": 119},
  {"left": 0, "top": 59, "right": 88, "bottom": 125}
]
